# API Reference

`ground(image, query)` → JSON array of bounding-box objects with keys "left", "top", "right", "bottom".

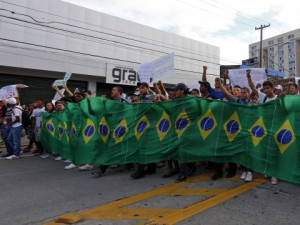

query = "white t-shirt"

[
  {"left": 258, "top": 91, "right": 277, "bottom": 104},
  {"left": 12, "top": 106, "right": 22, "bottom": 128},
  {"left": 32, "top": 107, "right": 46, "bottom": 129}
]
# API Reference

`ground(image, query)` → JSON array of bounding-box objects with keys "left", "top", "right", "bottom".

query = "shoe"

[
  {"left": 92, "top": 169, "right": 105, "bottom": 177},
  {"left": 131, "top": 171, "right": 145, "bottom": 179},
  {"left": 6, "top": 155, "right": 19, "bottom": 160},
  {"left": 240, "top": 172, "right": 247, "bottom": 180},
  {"left": 245, "top": 172, "right": 253, "bottom": 182},
  {"left": 64, "top": 159, "right": 71, "bottom": 163},
  {"left": 64, "top": 163, "right": 76, "bottom": 170},
  {"left": 2, "top": 153, "right": 11, "bottom": 157},
  {"left": 211, "top": 172, "right": 223, "bottom": 180},
  {"left": 225, "top": 171, "right": 236, "bottom": 178},
  {"left": 78, "top": 164, "right": 94, "bottom": 171},
  {"left": 40, "top": 153, "right": 51, "bottom": 159},
  {"left": 175, "top": 174, "right": 187, "bottom": 183},
  {"left": 55, "top": 156, "right": 63, "bottom": 161},
  {"left": 271, "top": 177, "right": 278, "bottom": 185}
]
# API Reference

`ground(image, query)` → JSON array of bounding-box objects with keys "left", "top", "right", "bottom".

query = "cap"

[
  {"left": 172, "top": 83, "right": 187, "bottom": 91},
  {"left": 275, "top": 85, "right": 283, "bottom": 91},
  {"left": 198, "top": 81, "right": 211, "bottom": 89},
  {"left": 6, "top": 97, "right": 17, "bottom": 105}
]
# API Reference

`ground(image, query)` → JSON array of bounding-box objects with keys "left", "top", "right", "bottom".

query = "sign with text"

[
  {"left": 106, "top": 64, "right": 138, "bottom": 86},
  {"left": 0, "top": 84, "right": 28, "bottom": 101},
  {"left": 138, "top": 53, "right": 174, "bottom": 83},
  {"left": 228, "top": 68, "right": 267, "bottom": 90}
]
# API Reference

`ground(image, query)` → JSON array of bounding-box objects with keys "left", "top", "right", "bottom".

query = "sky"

[{"left": 63, "top": 0, "right": 300, "bottom": 65}]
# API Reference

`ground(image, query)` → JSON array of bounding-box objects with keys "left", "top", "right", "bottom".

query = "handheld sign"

[{"left": 53, "top": 72, "right": 72, "bottom": 86}]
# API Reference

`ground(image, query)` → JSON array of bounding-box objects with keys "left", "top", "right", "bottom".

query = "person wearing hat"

[
  {"left": 274, "top": 85, "right": 285, "bottom": 97},
  {"left": 4, "top": 98, "right": 23, "bottom": 159}
]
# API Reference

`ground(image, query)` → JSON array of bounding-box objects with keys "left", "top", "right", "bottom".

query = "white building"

[
  {"left": 0, "top": 0, "right": 220, "bottom": 103},
  {"left": 249, "top": 28, "right": 300, "bottom": 77}
]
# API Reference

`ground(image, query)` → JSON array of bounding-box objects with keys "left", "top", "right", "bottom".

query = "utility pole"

[{"left": 255, "top": 24, "right": 270, "bottom": 68}]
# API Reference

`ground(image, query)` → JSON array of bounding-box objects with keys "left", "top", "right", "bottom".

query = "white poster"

[
  {"left": 138, "top": 62, "right": 152, "bottom": 84},
  {"left": 52, "top": 72, "right": 72, "bottom": 86},
  {"left": 53, "top": 88, "right": 65, "bottom": 101},
  {"left": 228, "top": 68, "right": 267, "bottom": 90},
  {"left": 0, "top": 84, "right": 28, "bottom": 101},
  {"left": 152, "top": 53, "right": 174, "bottom": 82},
  {"left": 188, "top": 83, "right": 200, "bottom": 91},
  {"left": 106, "top": 64, "right": 138, "bottom": 86}
]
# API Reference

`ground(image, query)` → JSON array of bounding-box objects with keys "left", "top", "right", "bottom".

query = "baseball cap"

[
  {"left": 172, "top": 83, "right": 187, "bottom": 91},
  {"left": 198, "top": 81, "right": 211, "bottom": 89},
  {"left": 6, "top": 97, "right": 17, "bottom": 105},
  {"left": 275, "top": 85, "right": 283, "bottom": 91}
]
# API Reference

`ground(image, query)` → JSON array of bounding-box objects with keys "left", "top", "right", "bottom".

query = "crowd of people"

[{"left": 1, "top": 67, "right": 299, "bottom": 185}]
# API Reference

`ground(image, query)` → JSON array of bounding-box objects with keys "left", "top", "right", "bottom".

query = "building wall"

[
  {"left": 0, "top": 0, "right": 220, "bottom": 91},
  {"left": 249, "top": 29, "right": 300, "bottom": 77}
]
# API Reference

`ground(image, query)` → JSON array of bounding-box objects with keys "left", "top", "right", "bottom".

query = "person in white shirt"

[
  {"left": 5, "top": 98, "right": 23, "bottom": 159},
  {"left": 247, "top": 69, "right": 279, "bottom": 185},
  {"left": 31, "top": 100, "right": 46, "bottom": 155}
]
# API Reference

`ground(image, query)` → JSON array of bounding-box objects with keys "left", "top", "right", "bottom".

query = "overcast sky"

[{"left": 63, "top": 0, "right": 299, "bottom": 65}]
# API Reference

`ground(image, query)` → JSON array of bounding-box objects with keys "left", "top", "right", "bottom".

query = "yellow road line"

[
  {"left": 44, "top": 174, "right": 266, "bottom": 225},
  {"left": 139, "top": 178, "right": 267, "bottom": 225}
]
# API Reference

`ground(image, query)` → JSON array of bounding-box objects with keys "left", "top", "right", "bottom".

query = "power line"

[
  {"left": 0, "top": 19, "right": 222, "bottom": 69},
  {"left": 0, "top": 2, "right": 229, "bottom": 62},
  {"left": 0, "top": 13, "right": 227, "bottom": 66},
  {"left": 0, "top": 38, "right": 218, "bottom": 77}
]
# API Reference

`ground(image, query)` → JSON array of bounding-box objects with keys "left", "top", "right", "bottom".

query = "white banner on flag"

[
  {"left": 228, "top": 68, "right": 267, "bottom": 90},
  {"left": 0, "top": 84, "right": 28, "bottom": 101},
  {"left": 138, "top": 53, "right": 174, "bottom": 83}
]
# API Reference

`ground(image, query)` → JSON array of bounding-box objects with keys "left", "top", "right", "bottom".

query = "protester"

[
  {"left": 201, "top": 66, "right": 225, "bottom": 99},
  {"left": 289, "top": 84, "right": 298, "bottom": 95},
  {"left": 31, "top": 100, "right": 46, "bottom": 155},
  {"left": 4, "top": 98, "right": 23, "bottom": 159}
]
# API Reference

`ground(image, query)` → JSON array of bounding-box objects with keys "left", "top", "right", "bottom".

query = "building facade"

[
  {"left": 0, "top": 0, "right": 220, "bottom": 103},
  {"left": 249, "top": 28, "right": 300, "bottom": 78}
]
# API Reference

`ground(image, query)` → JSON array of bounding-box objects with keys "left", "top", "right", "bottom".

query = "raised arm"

[
  {"left": 216, "top": 78, "right": 233, "bottom": 101},
  {"left": 52, "top": 85, "right": 65, "bottom": 98},
  {"left": 153, "top": 82, "right": 161, "bottom": 95},
  {"left": 246, "top": 69, "right": 258, "bottom": 97},
  {"left": 63, "top": 84, "right": 73, "bottom": 97},
  {"left": 202, "top": 66, "right": 207, "bottom": 81},
  {"left": 158, "top": 80, "right": 167, "bottom": 96}
]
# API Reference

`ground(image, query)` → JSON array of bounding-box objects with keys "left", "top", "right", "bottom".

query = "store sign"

[{"left": 106, "top": 65, "right": 138, "bottom": 86}]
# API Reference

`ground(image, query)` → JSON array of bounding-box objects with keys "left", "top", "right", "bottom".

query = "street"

[{"left": 0, "top": 146, "right": 299, "bottom": 225}]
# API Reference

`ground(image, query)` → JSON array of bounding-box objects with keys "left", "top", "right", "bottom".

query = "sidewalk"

[{"left": 0, "top": 135, "right": 31, "bottom": 151}]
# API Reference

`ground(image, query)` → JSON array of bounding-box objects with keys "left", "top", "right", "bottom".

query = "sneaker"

[
  {"left": 245, "top": 172, "right": 253, "bottom": 182},
  {"left": 55, "top": 156, "right": 63, "bottom": 161},
  {"left": 78, "top": 164, "right": 94, "bottom": 171},
  {"left": 271, "top": 177, "right": 278, "bottom": 185},
  {"left": 6, "top": 155, "right": 19, "bottom": 160},
  {"left": 175, "top": 174, "right": 187, "bottom": 183},
  {"left": 40, "top": 153, "right": 51, "bottom": 159},
  {"left": 64, "top": 163, "right": 76, "bottom": 170},
  {"left": 240, "top": 171, "right": 247, "bottom": 180},
  {"left": 64, "top": 159, "right": 71, "bottom": 163}
]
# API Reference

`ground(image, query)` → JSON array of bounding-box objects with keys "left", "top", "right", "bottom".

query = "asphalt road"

[{"left": 0, "top": 150, "right": 299, "bottom": 225}]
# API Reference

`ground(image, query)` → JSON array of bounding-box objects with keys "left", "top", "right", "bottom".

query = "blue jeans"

[
  {"left": 3, "top": 125, "right": 12, "bottom": 152},
  {"left": 7, "top": 126, "right": 23, "bottom": 156}
]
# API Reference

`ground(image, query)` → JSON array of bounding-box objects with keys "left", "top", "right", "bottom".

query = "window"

[
  {"left": 268, "top": 40, "right": 274, "bottom": 45},
  {"left": 251, "top": 46, "right": 256, "bottom": 50},
  {"left": 278, "top": 37, "right": 283, "bottom": 42},
  {"left": 288, "top": 34, "right": 294, "bottom": 39}
]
